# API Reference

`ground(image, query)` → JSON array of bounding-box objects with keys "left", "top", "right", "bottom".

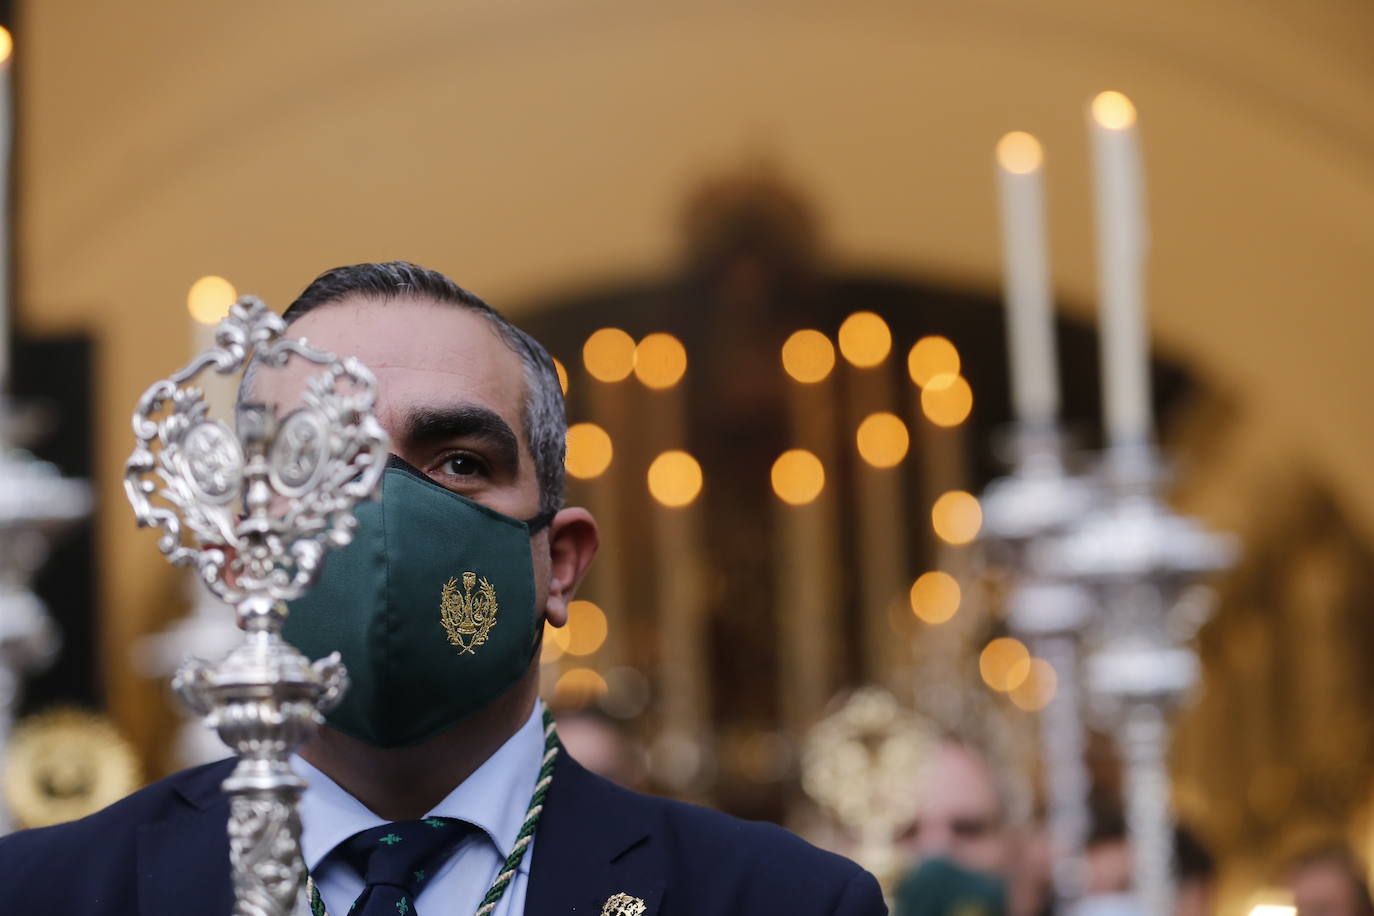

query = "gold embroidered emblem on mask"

[{"left": 440, "top": 572, "right": 499, "bottom": 654}]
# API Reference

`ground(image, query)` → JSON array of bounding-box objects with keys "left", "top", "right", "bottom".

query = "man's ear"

[{"left": 543, "top": 507, "right": 598, "bottom": 628}]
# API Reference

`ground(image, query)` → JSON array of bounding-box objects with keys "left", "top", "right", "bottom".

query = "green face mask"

[{"left": 283, "top": 457, "right": 553, "bottom": 748}]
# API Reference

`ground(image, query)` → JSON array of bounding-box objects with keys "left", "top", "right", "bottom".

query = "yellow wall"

[{"left": 15, "top": 0, "right": 1374, "bottom": 844}]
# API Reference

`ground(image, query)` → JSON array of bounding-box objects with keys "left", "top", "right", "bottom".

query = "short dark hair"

[{"left": 278, "top": 261, "right": 566, "bottom": 514}]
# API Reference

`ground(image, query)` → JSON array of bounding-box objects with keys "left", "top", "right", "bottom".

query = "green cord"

[{"left": 474, "top": 708, "right": 558, "bottom": 915}]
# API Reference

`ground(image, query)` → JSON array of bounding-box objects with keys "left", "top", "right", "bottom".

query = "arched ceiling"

[{"left": 14, "top": 0, "right": 1374, "bottom": 762}]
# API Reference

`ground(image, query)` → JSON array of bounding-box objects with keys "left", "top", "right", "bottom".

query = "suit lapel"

[
  {"left": 524, "top": 752, "right": 666, "bottom": 916},
  {"left": 133, "top": 752, "right": 668, "bottom": 916},
  {"left": 137, "top": 760, "right": 235, "bottom": 916}
]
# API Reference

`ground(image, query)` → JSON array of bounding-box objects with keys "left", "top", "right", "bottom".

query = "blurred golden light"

[
  {"left": 1009, "top": 658, "right": 1058, "bottom": 711},
  {"left": 1091, "top": 91, "right": 1137, "bottom": 130},
  {"left": 1247, "top": 765, "right": 1297, "bottom": 816},
  {"left": 837, "top": 312, "right": 891, "bottom": 368},
  {"left": 0, "top": 28, "right": 13, "bottom": 66},
  {"left": 599, "top": 666, "right": 651, "bottom": 719},
  {"left": 1248, "top": 907, "right": 1296, "bottom": 916},
  {"left": 931, "top": 490, "right": 983, "bottom": 545},
  {"left": 996, "top": 131, "right": 1044, "bottom": 175},
  {"left": 980, "top": 638, "right": 1030, "bottom": 692},
  {"left": 553, "top": 358, "right": 569, "bottom": 396},
  {"left": 540, "top": 621, "right": 571, "bottom": 664},
  {"left": 633, "top": 333, "right": 687, "bottom": 389},
  {"left": 187, "top": 276, "right": 237, "bottom": 325},
  {"left": 582, "top": 327, "right": 636, "bottom": 382},
  {"left": 907, "top": 336, "right": 961, "bottom": 389},
  {"left": 553, "top": 667, "right": 608, "bottom": 708},
  {"left": 921, "top": 375, "right": 974, "bottom": 426},
  {"left": 770, "top": 449, "right": 825, "bottom": 506},
  {"left": 647, "top": 450, "right": 703, "bottom": 508},
  {"left": 909, "top": 571, "right": 961, "bottom": 624},
  {"left": 564, "top": 600, "right": 608, "bottom": 656},
  {"left": 737, "top": 731, "right": 791, "bottom": 784},
  {"left": 565, "top": 422, "right": 613, "bottom": 479},
  {"left": 781, "top": 329, "right": 836, "bottom": 383},
  {"left": 856, "top": 412, "right": 909, "bottom": 468}
]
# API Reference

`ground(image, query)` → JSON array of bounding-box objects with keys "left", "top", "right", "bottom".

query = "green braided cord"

[
  {"left": 309, "top": 876, "right": 327, "bottom": 916},
  {"left": 474, "top": 708, "right": 558, "bottom": 916},
  {"left": 307, "top": 709, "right": 559, "bottom": 916}
]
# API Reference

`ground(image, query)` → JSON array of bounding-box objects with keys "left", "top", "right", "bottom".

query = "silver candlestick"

[
  {"left": 980, "top": 424, "right": 1097, "bottom": 910},
  {"left": 124, "top": 297, "right": 387, "bottom": 916},
  {"left": 132, "top": 576, "right": 245, "bottom": 767},
  {"left": 0, "top": 400, "right": 92, "bottom": 833},
  {"left": 1043, "top": 449, "right": 1235, "bottom": 916}
]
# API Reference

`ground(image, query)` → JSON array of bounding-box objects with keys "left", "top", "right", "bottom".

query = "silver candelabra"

[
  {"left": 1043, "top": 448, "right": 1235, "bottom": 916},
  {"left": 124, "top": 297, "right": 387, "bottom": 916},
  {"left": 979, "top": 424, "right": 1097, "bottom": 911},
  {"left": 0, "top": 400, "right": 91, "bottom": 833}
]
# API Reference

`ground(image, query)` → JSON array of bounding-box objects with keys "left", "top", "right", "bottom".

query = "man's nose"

[{"left": 915, "top": 823, "right": 956, "bottom": 856}]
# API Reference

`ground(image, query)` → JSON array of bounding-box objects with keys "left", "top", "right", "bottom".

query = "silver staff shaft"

[{"left": 175, "top": 598, "right": 347, "bottom": 915}]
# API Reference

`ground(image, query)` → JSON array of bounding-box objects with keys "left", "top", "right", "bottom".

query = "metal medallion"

[
  {"left": 269, "top": 407, "right": 330, "bottom": 496},
  {"left": 179, "top": 419, "right": 244, "bottom": 505}
]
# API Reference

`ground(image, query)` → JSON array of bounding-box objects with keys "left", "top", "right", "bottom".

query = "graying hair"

[{"left": 239, "top": 262, "right": 566, "bottom": 514}]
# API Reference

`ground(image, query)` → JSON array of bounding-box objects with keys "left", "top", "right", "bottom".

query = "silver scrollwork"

[
  {"left": 124, "top": 296, "right": 387, "bottom": 916},
  {"left": 125, "top": 297, "right": 388, "bottom": 609}
]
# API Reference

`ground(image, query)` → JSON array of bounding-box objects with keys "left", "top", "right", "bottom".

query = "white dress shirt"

[{"left": 292, "top": 701, "right": 545, "bottom": 916}]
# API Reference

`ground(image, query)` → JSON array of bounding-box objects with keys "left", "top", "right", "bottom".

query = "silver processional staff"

[{"left": 124, "top": 296, "right": 387, "bottom": 916}]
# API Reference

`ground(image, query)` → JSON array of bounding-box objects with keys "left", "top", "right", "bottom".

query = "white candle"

[
  {"left": 1089, "top": 91, "right": 1152, "bottom": 450},
  {"left": 775, "top": 348, "right": 840, "bottom": 732},
  {"left": 187, "top": 275, "right": 238, "bottom": 416},
  {"left": 995, "top": 131, "right": 1059, "bottom": 427},
  {"left": 648, "top": 450, "right": 709, "bottom": 796},
  {"left": 0, "top": 29, "right": 15, "bottom": 393}
]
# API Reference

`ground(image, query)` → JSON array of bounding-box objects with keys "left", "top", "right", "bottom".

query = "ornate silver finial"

[{"left": 124, "top": 296, "right": 387, "bottom": 916}]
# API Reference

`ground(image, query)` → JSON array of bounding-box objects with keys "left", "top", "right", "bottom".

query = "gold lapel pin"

[{"left": 601, "top": 892, "right": 647, "bottom": 916}]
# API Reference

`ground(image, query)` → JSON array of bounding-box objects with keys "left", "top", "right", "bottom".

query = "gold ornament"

[
  {"left": 3, "top": 707, "right": 140, "bottom": 828},
  {"left": 440, "top": 571, "right": 499, "bottom": 654},
  {"left": 801, "top": 687, "right": 936, "bottom": 890},
  {"left": 601, "top": 892, "right": 647, "bottom": 916}
]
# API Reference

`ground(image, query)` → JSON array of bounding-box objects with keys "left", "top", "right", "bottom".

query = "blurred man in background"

[
  {"left": 1288, "top": 847, "right": 1374, "bottom": 916},
  {"left": 1080, "top": 818, "right": 1215, "bottom": 916},
  {"left": 550, "top": 707, "right": 646, "bottom": 791},
  {"left": 895, "top": 735, "right": 1050, "bottom": 916}
]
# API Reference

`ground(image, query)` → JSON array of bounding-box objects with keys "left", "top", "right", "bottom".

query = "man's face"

[
  {"left": 898, "top": 740, "right": 1009, "bottom": 875},
  {"left": 254, "top": 295, "right": 555, "bottom": 613},
  {"left": 1291, "top": 860, "right": 1370, "bottom": 916}
]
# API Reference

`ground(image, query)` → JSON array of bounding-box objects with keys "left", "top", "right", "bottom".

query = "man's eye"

[
  {"left": 438, "top": 454, "right": 486, "bottom": 478},
  {"left": 952, "top": 818, "right": 994, "bottom": 840}
]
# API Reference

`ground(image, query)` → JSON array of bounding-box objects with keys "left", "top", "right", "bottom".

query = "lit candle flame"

[
  {"left": 996, "top": 131, "right": 1043, "bottom": 175},
  {"left": 187, "top": 275, "right": 237, "bottom": 325},
  {"left": 1091, "top": 91, "right": 1137, "bottom": 130}
]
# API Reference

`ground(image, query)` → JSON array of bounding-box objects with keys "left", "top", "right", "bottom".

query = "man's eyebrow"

[{"left": 400, "top": 405, "right": 521, "bottom": 468}]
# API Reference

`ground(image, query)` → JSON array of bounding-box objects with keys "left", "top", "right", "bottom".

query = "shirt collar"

[{"left": 294, "top": 700, "right": 546, "bottom": 873}]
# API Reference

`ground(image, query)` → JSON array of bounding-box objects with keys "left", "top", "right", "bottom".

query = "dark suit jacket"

[{"left": 0, "top": 751, "right": 886, "bottom": 915}]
